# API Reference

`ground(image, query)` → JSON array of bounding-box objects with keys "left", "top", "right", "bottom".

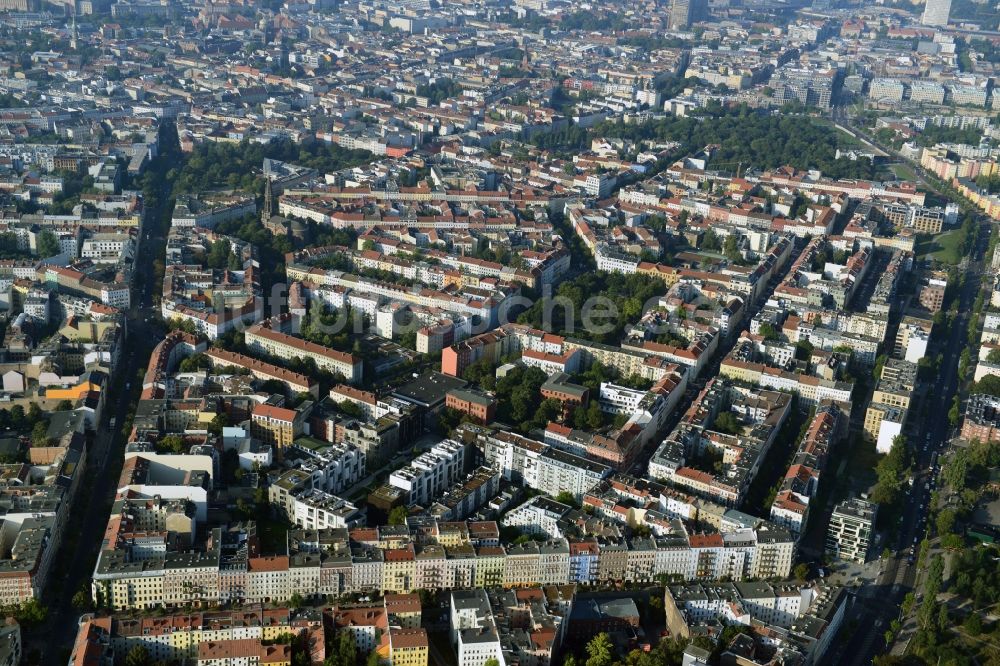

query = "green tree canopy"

[
  {"left": 36, "top": 230, "right": 60, "bottom": 257},
  {"left": 388, "top": 506, "right": 409, "bottom": 525}
]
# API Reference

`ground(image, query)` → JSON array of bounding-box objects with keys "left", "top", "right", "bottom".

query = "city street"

[
  {"left": 20, "top": 169, "right": 172, "bottom": 663},
  {"left": 818, "top": 166, "right": 991, "bottom": 665}
]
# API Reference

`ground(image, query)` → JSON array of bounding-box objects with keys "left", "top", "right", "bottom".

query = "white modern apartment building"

[
  {"left": 599, "top": 382, "right": 647, "bottom": 414},
  {"left": 535, "top": 448, "right": 611, "bottom": 501},
  {"left": 501, "top": 496, "right": 572, "bottom": 539},
  {"left": 826, "top": 498, "right": 877, "bottom": 563},
  {"left": 389, "top": 439, "right": 467, "bottom": 506},
  {"left": 283, "top": 441, "right": 366, "bottom": 495},
  {"left": 80, "top": 233, "right": 135, "bottom": 264},
  {"left": 290, "top": 489, "right": 363, "bottom": 530}
]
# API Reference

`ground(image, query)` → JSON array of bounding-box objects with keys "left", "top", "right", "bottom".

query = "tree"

[
  {"left": 758, "top": 322, "right": 779, "bottom": 341},
  {"left": 288, "top": 592, "right": 304, "bottom": 609},
  {"left": 937, "top": 604, "right": 950, "bottom": 632},
  {"left": 585, "top": 401, "right": 605, "bottom": 430},
  {"left": 399, "top": 329, "right": 417, "bottom": 351},
  {"left": 713, "top": 412, "right": 741, "bottom": 435},
  {"left": 8, "top": 405, "right": 25, "bottom": 431},
  {"left": 902, "top": 592, "right": 916, "bottom": 616},
  {"left": 555, "top": 491, "right": 577, "bottom": 507},
  {"left": 31, "top": 421, "right": 50, "bottom": 447},
  {"left": 15, "top": 598, "right": 46, "bottom": 625},
  {"left": 873, "top": 354, "right": 887, "bottom": 380},
  {"left": 936, "top": 508, "right": 957, "bottom": 536},
  {"left": 206, "top": 239, "right": 230, "bottom": 269},
  {"left": 795, "top": 339, "right": 814, "bottom": 361},
  {"left": 793, "top": 563, "right": 809, "bottom": 581},
  {"left": 585, "top": 633, "right": 614, "bottom": 666},
  {"left": 972, "top": 373, "right": 1000, "bottom": 397},
  {"left": 72, "top": 589, "right": 92, "bottom": 611},
  {"left": 179, "top": 353, "right": 211, "bottom": 373},
  {"left": 388, "top": 506, "right": 409, "bottom": 525},
  {"left": 948, "top": 401, "right": 961, "bottom": 427},
  {"left": 870, "top": 435, "right": 911, "bottom": 510},
  {"left": 125, "top": 645, "right": 151, "bottom": 666},
  {"left": 36, "top": 230, "right": 60, "bottom": 257},
  {"left": 484, "top": 659, "right": 501, "bottom": 666},
  {"left": 159, "top": 434, "right": 186, "bottom": 453},
  {"left": 207, "top": 412, "right": 229, "bottom": 437},
  {"left": 336, "top": 629, "right": 357, "bottom": 666},
  {"left": 963, "top": 612, "right": 983, "bottom": 635},
  {"left": 511, "top": 384, "right": 536, "bottom": 423},
  {"left": 529, "top": 398, "right": 563, "bottom": 430},
  {"left": 701, "top": 229, "right": 721, "bottom": 251},
  {"left": 723, "top": 234, "right": 742, "bottom": 263}
]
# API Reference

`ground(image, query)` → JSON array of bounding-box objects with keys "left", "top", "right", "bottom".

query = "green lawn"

[
  {"left": 889, "top": 162, "right": 917, "bottom": 182},
  {"left": 916, "top": 228, "right": 965, "bottom": 265}
]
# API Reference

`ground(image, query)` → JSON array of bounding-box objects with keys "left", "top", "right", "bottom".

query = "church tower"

[{"left": 262, "top": 177, "right": 273, "bottom": 225}]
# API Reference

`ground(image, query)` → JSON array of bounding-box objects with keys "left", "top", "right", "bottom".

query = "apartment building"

[
  {"left": 96, "top": 608, "right": 319, "bottom": 664},
  {"left": 204, "top": 349, "right": 318, "bottom": 398},
  {"left": 251, "top": 403, "right": 311, "bottom": 450},
  {"left": 444, "top": 389, "right": 496, "bottom": 423},
  {"left": 501, "top": 497, "right": 572, "bottom": 539},
  {"left": 535, "top": 448, "right": 612, "bottom": 501},
  {"left": 450, "top": 586, "right": 567, "bottom": 666},
  {"left": 451, "top": 589, "right": 503, "bottom": 666},
  {"left": 648, "top": 384, "right": 792, "bottom": 507},
  {"left": 246, "top": 315, "right": 362, "bottom": 384},
  {"left": 918, "top": 273, "right": 947, "bottom": 313},
  {"left": 91, "top": 515, "right": 796, "bottom": 610},
  {"left": 389, "top": 440, "right": 468, "bottom": 507},
  {"left": 664, "top": 581, "right": 847, "bottom": 665},
  {"left": 195, "top": 638, "right": 291, "bottom": 665},
  {"left": 960, "top": 394, "right": 1000, "bottom": 442},
  {"left": 389, "top": 628, "right": 429, "bottom": 666},
  {"left": 864, "top": 359, "right": 917, "bottom": 453},
  {"left": 770, "top": 407, "right": 841, "bottom": 539},
  {"left": 826, "top": 498, "right": 877, "bottom": 564},
  {"left": 868, "top": 79, "right": 906, "bottom": 104},
  {"left": 428, "top": 467, "right": 502, "bottom": 522}
]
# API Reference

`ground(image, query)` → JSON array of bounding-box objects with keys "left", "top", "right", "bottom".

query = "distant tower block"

[
  {"left": 921, "top": 0, "right": 951, "bottom": 26},
  {"left": 670, "top": 0, "right": 691, "bottom": 30}
]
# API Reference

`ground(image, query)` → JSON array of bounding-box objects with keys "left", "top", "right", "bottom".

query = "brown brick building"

[{"left": 445, "top": 388, "right": 496, "bottom": 423}]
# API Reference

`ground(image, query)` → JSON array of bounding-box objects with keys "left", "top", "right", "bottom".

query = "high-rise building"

[
  {"left": 922, "top": 0, "right": 951, "bottom": 26},
  {"left": 670, "top": 0, "right": 691, "bottom": 29}
]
